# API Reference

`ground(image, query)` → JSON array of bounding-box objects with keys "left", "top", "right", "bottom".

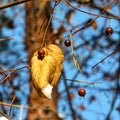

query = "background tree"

[{"left": 0, "top": 0, "right": 120, "bottom": 120}]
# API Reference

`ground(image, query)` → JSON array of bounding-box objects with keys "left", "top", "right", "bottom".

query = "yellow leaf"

[{"left": 31, "top": 44, "right": 64, "bottom": 99}]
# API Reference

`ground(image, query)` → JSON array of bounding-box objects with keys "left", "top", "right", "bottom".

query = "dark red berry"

[
  {"left": 105, "top": 27, "right": 113, "bottom": 35},
  {"left": 64, "top": 40, "right": 71, "bottom": 47},
  {"left": 38, "top": 49, "right": 45, "bottom": 60},
  {"left": 78, "top": 88, "right": 86, "bottom": 97}
]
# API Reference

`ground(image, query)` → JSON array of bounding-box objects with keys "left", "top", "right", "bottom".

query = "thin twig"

[
  {"left": 70, "top": 31, "right": 82, "bottom": 72},
  {"left": 0, "top": 0, "right": 30, "bottom": 10},
  {"left": 71, "top": 0, "right": 115, "bottom": 36},
  {"left": 41, "top": 0, "right": 59, "bottom": 47},
  {"left": 0, "top": 66, "right": 30, "bottom": 84},
  {"left": 62, "top": 70, "right": 77, "bottom": 120},
  {"left": 0, "top": 70, "right": 14, "bottom": 84},
  {"left": 0, "top": 37, "right": 14, "bottom": 41},
  {"left": 9, "top": 95, "right": 17, "bottom": 116},
  {"left": 61, "top": 78, "right": 101, "bottom": 84},
  {"left": 63, "top": 0, "right": 120, "bottom": 20},
  {"left": 41, "top": 15, "right": 53, "bottom": 47},
  {"left": 92, "top": 47, "right": 120, "bottom": 69},
  {"left": 0, "top": 110, "right": 12, "bottom": 120},
  {"left": 0, "top": 101, "right": 55, "bottom": 112},
  {"left": 0, "top": 101, "right": 35, "bottom": 110}
]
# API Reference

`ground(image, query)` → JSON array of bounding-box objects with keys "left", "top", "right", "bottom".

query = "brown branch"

[
  {"left": 0, "top": 101, "right": 62, "bottom": 120},
  {"left": 0, "top": 101, "right": 35, "bottom": 110},
  {"left": 0, "top": 37, "right": 14, "bottom": 42},
  {"left": 9, "top": 95, "right": 17, "bottom": 116},
  {"left": 63, "top": 0, "right": 120, "bottom": 20},
  {"left": 0, "top": 66, "right": 30, "bottom": 84},
  {"left": 69, "top": 0, "right": 115, "bottom": 36},
  {"left": 41, "top": 0, "right": 59, "bottom": 47},
  {"left": 62, "top": 69, "right": 77, "bottom": 120},
  {"left": 91, "top": 3, "right": 120, "bottom": 20},
  {"left": 61, "top": 78, "right": 101, "bottom": 85},
  {"left": 0, "top": 101, "right": 57, "bottom": 113},
  {"left": 105, "top": 67, "right": 120, "bottom": 120},
  {"left": 92, "top": 47, "right": 120, "bottom": 69},
  {"left": 0, "top": 110, "right": 12, "bottom": 120},
  {"left": 0, "top": 0, "right": 31, "bottom": 10}
]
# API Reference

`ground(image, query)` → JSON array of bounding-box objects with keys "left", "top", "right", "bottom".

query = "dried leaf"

[
  {"left": 70, "top": 92, "right": 75, "bottom": 100},
  {"left": 31, "top": 44, "right": 64, "bottom": 99},
  {"left": 87, "top": 19, "right": 97, "bottom": 30},
  {"left": 77, "top": 105, "right": 86, "bottom": 110},
  {"left": 6, "top": 19, "right": 14, "bottom": 29},
  {"left": 66, "top": 10, "right": 74, "bottom": 23},
  {"left": 114, "top": 69, "right": 119, "bottom": 80},
  {"left": 116, "top": 104, "right": 120, "bottom": 112},
  {"left": 89, "top": 95, "right": 96, "bottom": 103}
]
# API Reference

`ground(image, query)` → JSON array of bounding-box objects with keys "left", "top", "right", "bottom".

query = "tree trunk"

[{"left": 25, "top": 1, "right": 60, "bottom": 119}]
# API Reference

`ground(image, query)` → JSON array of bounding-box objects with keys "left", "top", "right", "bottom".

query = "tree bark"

[{"left": 25, "top": 1, "right": 60, "bottom": 119}]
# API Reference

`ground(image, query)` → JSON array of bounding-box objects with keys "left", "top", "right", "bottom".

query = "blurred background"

[{"left": 0, "top": 0, "right": 120, "bottom": 120}]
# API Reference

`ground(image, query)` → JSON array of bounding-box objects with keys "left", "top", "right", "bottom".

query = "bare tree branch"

[
  {"left": 92, "top": 47, "right": 120, "bottom": 69},
  {"left": 0, "top": 0, "right": 30, "bottom": 10},
  {"left": 64, "top": 0, "right": 120, "bottom": 20},
  {"left": 62, "top": 69, "right": 77, "bottom": 120},
  {"left": 0, "top": 37, "right": 14, "bottom": 41}
]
